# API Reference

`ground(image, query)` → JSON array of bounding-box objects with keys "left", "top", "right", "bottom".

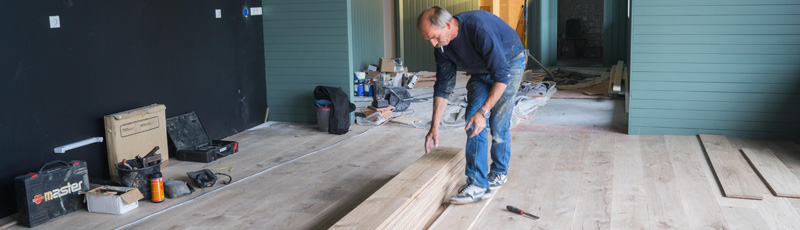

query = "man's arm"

[
  {"left": 425, "top": 96, "right": 448, "bottom": 153},
  {"left": 427, "top": 47, "right": 457, "bottom": 154}
]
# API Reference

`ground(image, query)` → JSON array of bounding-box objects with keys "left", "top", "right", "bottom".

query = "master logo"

[{"left": 32, "top": 195, "right": 43, "bottom": 204}]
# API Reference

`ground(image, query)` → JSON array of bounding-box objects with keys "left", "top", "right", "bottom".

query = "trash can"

[
  {"left": 316, "top": 106, "right": 330, "bottom": 132},
  {"left": 315, "top": 99, "right": 332, "bottom": 132},
  {"left": 115, "top": 161, "right": 162, "bottom": 201}
]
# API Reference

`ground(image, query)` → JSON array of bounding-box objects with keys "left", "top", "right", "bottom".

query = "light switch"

[
  {"left": 250, "top": 7, "right": 262, "bottom": 16},
  {"left": 215, "top": 9, "right": 221, "bottom": 18},
  {"left": 49, "top": 15, "right": 60, "bottom": 28}
]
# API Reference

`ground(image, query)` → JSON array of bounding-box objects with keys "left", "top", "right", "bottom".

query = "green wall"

[
  {"left": 629, "top": 0, "right": 800, "bottom": 140},
  {"left": 396, "top": 0, "right": 479, "bottom": 72},
  {"left": 603, "top": 0, "right": 629, "bottom": 66},
  {"left": 351, "top": 0, "right": 385, "bottom": 72},
  {"left": 528, "top": 0, "right": 557, "bottom": 68},
  {"left": 263, "top": 0, "right": 383, "bottom": 123}
]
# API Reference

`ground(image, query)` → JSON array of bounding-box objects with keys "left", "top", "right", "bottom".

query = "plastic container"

[
  {"left": 315, "top": 106, "right": 330, "bottom": 132},
  {"left": 150, "top": 172, "right": 165, "bottom": 203},
  {"left": 115, "top": 161, "right": 162, "bottom": 201},
  {"left": 356, "top": 83, "right": 364, "bottom": 96}
]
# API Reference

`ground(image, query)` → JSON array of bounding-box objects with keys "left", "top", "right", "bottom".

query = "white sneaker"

[
  {"left": 488, "top": 174, "right": 507, "bottom": 191},
  {"left": 450, "top": 183, "right": 492, "bottom": 204}
]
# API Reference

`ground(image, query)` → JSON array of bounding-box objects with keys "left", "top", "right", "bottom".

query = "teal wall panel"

[
  {"left": 602, "top": 0, "right": 629, "bottom": 66},
  {"left": 351, "top": 0, "right": 384, "bottom": 72},
  {"left": 396, "top": 0, "right": 478, "bottom": 72},
  {"left": 263, "top": 0, "right": 352, "bottom": 123},
  {"left": 528, "top": 0, "right": 557, "bottom": 68},
  {"left": 629, "top": 0, "right": 800, "bottom": 140}
]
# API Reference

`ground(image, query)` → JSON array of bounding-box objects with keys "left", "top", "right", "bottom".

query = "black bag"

[
  {"left": 14, "top": 160, "right": 89, "bottom": 227},
  {"left": 314, "top": 86, "right": 356, "bottom": 134}
]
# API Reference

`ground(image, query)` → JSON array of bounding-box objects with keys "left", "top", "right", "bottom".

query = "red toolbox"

[{"left": 14, "top": 160, "right": 89, "bottom": 227}]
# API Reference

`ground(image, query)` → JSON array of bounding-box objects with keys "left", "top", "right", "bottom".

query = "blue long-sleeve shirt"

[{"left": 433, "top": 10, "right": 525, "bottom": 99}]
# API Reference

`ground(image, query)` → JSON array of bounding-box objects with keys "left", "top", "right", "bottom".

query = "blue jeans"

[{"left": 464, "top": 55, "right": 525, "bottom": 189}]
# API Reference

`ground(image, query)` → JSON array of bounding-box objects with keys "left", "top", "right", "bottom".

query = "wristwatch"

[{"left": 477, "top": 108, "right": 491, "bottom": 119}]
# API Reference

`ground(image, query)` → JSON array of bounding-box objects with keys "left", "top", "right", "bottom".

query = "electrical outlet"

[
  {"left": 250, "top": 7, "right": 262, "bottom": 16},
  {"left": 49, "top": 15, "right": 60, "bottom": 28},
  {"left": 215, "top": 9, "right": 221, "bottom": 18}
]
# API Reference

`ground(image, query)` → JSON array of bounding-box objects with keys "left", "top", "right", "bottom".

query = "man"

[{"left": 419, "top": 6, "right": 525, "bottom": 204}]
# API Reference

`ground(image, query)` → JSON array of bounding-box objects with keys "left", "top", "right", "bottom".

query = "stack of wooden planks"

[
  {"left": 329, "top": 147, "right": 465, "bottom": 230},
  {"left": 699, "top": 134, "right": 800, "bottom": 200}
]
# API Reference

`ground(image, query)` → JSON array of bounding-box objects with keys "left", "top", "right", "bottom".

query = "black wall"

[{"left": 0, "top": 0, "right": 266, "bottom": 218}]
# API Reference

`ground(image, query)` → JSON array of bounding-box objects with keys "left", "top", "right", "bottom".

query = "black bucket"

[{"left": 115, "top": 161, "right": 162, "bottom": 201}]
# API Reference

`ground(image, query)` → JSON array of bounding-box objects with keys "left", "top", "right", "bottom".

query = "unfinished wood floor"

[
  {"left": 476, "top": 132, "right": 800, "bottom": 230},
  {"left": 9, "top": 122, "right": 800, "bottom": 229}
]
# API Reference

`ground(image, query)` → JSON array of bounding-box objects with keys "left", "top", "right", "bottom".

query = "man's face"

[{"left": 421, "top": 22, "right": 449, "bottom": 48}]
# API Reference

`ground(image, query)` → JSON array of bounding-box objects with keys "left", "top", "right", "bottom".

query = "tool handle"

[
  {"left": 145, "top": 146, "right": 160, "bottom": 157},
  {"left": 507, "top": 205, "right": 540, "bottom": 219},
  {"left": 506, "top": 205, "right": 524, "bottom": 214},
  {"left": 38, "top": 160, "right": 71, "bottom": 173}
]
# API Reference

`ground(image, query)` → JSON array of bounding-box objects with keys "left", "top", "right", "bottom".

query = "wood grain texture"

[
  {"left": 664, "top": 135, "right": 729, "bottom": 230},
  {"left": 698, "top": 134, "right": 765, "bottom": 200},
  {"left": 571, "top": 134, "right": 614, "bottom": 230},
  {"left": 471, "top": 133, "right": 563, "bottom": 229},
  {"left": 720, "top": 206, "right": 770, "bottom": 230},
  {"left": 329, "top": 147, "right": 465, "bottom": 230},
  {"left": 741, "top": 148, "right": 800, "bottom": 198},
  {"left": 515, "top": 134, "right": 587, "bottom": 230},
  {"left": 610, "top": 135, "right": 648, "bottom": 230},
  {"left": 640, "top": 136, "right": 689, "bottom": 229}
]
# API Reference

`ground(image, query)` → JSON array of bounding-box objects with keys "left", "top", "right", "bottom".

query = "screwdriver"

[{"left": 506, "top": 205, "right": 540, "bottom": 219}]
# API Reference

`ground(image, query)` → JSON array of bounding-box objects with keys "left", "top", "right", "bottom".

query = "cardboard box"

[
  {"left": 365, "top": 70, "right": 381, "bottom": 79},
  {"left": 86, "top": 186, "right": 143, "bottom": 215},
  {"left": 364, "top": 105, "right": 394, "bottom": 119},
  {"left": 380, "top": 57, "right": 403, "bottom": 72},
  {"left": 104, "top": 104, "right": 169, "bottom": 180}
]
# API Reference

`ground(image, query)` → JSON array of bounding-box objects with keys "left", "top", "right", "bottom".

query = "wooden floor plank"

[
  {"left": 706, "top": 137, "right": 761, "bottom": 209},
  {"left": 741, "top": 148, "right": 800, "bottom": 198},
  {"left": 720, "top": 206, "right": 770, "bottom": 230},
  {"left": 529, "top": 133, "right": 588, "bottom": 230},
  {"left": 760, "top": 141, "right": 800, "bottom": 191},
  {"left": 472, "top": 133, "right": 563, "bottom": 229},
  {"left": 698, "top": 134, "right": 765, "bottom": 200},
  {"left": 427, "top": 185, "right": 500, "bottom": 230},
  {"left": 754, "top": 195, "right": 800, "bottom": 230},
  {"left": 664, "top": 135, "right": 729, "bottom": 230},
  {"left": 610, "top": 135, "right": 648, "bottom": 230},
  {"left": 640, "top": 136, "right": 689, "bottom": 229},
  {"left": 571, "top": 134, "right": 615, "bottom": 230}
]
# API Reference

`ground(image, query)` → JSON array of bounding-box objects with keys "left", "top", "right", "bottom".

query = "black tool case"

[
  {"left": 14, "top": 161, "right": 89, "bottom": 228},
  {"left": 166, "top": 112, "right": 238, "bottom": 163}
]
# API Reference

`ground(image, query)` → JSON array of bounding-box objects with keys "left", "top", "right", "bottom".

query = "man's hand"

[
  {"left": 466, "top": 112, "right": 486, "bottom": 138},
  {"left": 425, "top": 128, "right": 439, "bottom": 154}
]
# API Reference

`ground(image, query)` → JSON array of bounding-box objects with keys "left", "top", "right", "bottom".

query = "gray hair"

[{"left": 417, "top": 6, "right": 452, "bottom": 30}]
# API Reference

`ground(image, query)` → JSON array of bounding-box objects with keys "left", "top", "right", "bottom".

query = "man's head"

[{"left": 417, "top": 6, "right": 456, "bottom": 48}]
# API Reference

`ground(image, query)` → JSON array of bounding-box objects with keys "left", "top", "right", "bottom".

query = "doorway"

[{"left": 556, "top": 0, "right": 604, "bottom": 67}]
